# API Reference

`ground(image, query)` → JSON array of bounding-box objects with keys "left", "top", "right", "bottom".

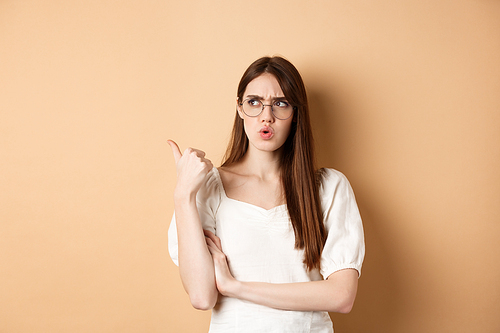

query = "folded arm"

[{"left": 205, "top": 230, "right": 359, "bottom": 313}]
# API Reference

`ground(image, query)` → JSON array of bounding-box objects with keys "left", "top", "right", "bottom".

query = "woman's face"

[{"left": 237, "top": 73, "right": 294, "bottom": 155}]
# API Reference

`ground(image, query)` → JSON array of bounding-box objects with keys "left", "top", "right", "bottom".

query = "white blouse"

[{"left": 168, "top": 168, "right": 365, "bottom": 333}]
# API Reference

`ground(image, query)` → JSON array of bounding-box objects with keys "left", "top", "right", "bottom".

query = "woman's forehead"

[{"left": 243, "top": 73, "right": 284, "bottom": 99}]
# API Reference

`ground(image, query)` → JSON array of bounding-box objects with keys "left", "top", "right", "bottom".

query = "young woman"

[{"left": 167, "top": 56, "right": 365, "bottom": 332}]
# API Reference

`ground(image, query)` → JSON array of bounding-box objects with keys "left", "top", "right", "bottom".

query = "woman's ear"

[{"left": 236, "top": 97, "right": 244, "bottom": 119}]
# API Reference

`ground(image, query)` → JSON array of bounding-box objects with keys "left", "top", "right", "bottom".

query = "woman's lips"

[{"left": 259, "top": 126, "right": 274, "bottom": 140}]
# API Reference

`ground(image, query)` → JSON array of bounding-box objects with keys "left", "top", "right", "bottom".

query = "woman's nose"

[{"left": 260, "top": 104, "right": 275, "bottom": 122}]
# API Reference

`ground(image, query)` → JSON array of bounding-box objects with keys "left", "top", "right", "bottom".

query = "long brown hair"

[{"left": 222, "top": 56, "right": 326, "bottom": 271}]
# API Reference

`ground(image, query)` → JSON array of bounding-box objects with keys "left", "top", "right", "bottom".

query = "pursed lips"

[{"left": 259, "top": 126, "right": 274, "bottom": 139}]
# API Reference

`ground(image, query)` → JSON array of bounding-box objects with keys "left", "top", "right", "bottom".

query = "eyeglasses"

[{"left": 239, "top": 98, "right": 295, "bottom": 120}]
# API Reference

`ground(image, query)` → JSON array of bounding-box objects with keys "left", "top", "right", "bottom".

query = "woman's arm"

[
  {"left": 168, "top": 140, "right": 218, "bottom": 310},
  {"left": 205, "top": 230, "right": 359, "bottom": 313},
  {"left": 223, "top": 269, "right": 358, "bottom": 313}
]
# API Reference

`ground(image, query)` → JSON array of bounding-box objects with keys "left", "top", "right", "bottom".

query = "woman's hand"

[
  {"left": 168, "top": 140, "right": 213, "bottom": 200},
  {"left": 204, "top": 230, "right": 238, "bottom": 297}
]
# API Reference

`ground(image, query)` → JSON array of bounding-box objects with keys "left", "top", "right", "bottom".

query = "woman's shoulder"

[
  {"left": 317, "top": 168, "right": 355, "bottom": 200},
  {"left": 318, "top": 168, "right": 349, "bottom": 188}
]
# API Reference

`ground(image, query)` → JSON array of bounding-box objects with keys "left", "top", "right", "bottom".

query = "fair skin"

[{"left": 168, "top": 73, "right": 358, "bottom": 313}]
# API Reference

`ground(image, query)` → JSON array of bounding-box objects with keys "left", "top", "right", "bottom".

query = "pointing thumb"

[{"left": 167, "top": 140, "right": 182, "bottom": 163}]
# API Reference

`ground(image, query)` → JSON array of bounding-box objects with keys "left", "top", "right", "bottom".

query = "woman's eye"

[
  {"left": 247, "top": 99, "right": 260, "bottom": 107},
  {"left": 275, "top": 101, "right": 289, "bottom": 108}
]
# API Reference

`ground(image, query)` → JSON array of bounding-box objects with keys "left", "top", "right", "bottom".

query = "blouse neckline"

[{"left": 213, "top": 167, "right": 287, "bottom": 213}]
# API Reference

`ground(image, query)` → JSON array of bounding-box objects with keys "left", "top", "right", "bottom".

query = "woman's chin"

[{"left": 248, "top": 140, "right": 285, "bottom": 154}]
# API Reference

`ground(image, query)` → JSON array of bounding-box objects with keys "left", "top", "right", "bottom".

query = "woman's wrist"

[
  {"left": 221, "top": 278, "right": 242, "bottom": 299},
  {"left": 173, "top": 187, "right": 197, "bottom": 204}
]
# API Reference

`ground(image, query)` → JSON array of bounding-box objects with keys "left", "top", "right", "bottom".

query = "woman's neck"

[{"left": 236, "top": 145, "right": 282, "bottom": 180}]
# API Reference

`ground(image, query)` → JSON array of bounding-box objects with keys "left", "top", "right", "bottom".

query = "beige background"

[{"left": 1, "top": 1, "right": 499, "bottom": 332}]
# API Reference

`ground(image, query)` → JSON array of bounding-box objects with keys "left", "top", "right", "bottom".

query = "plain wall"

[{"left": 1, "top": 1, "right": 499, "bottom": 332}]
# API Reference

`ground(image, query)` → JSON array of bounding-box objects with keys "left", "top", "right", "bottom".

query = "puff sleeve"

[
  {"left": 167, "top": 168, "right": 221, "bottom": 266},
  {"left": 319, "top": 169, "right": 365, "bottom": 279}
]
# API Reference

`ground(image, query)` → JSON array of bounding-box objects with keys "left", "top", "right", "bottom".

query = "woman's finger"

[
  {"left": 190, "top": 148, "right": 206, "bottom": 158},
  {"left": 204, "top": 229, "right": 215, "bottom": 240},
  {"left": 204, "top": 230, "right": 222, "bottom": 251},
  {"left": 181, "top": 148, "right": 212, "bottom": 171},
  {"left": 206, "top": 238, "right": 226, "bottom": 263},
  {"left": 167, "top": 140, "right": 182, "bottom": 163},
  {"left": 206, "top": 237, "right": 216, "bottom": 254},
  {"left": 202, "top": 158, "right": 214, "bottom": 170}
]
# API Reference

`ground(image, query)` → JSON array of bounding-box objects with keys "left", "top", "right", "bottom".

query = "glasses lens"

[
  {"left": 272, "top": 101, "right": 293, "bottom": 120},
  {"left": 242, "top": 99, "right": 262, "bottom": 117}
]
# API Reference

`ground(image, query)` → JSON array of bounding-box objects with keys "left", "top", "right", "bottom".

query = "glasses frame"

[{"left": 239, "top": 98, "right": 296, "bottom": 120}]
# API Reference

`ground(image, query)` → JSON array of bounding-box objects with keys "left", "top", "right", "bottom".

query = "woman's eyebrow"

[{"left": 245, "top": 94, "right": 287, "bottom": 100}]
